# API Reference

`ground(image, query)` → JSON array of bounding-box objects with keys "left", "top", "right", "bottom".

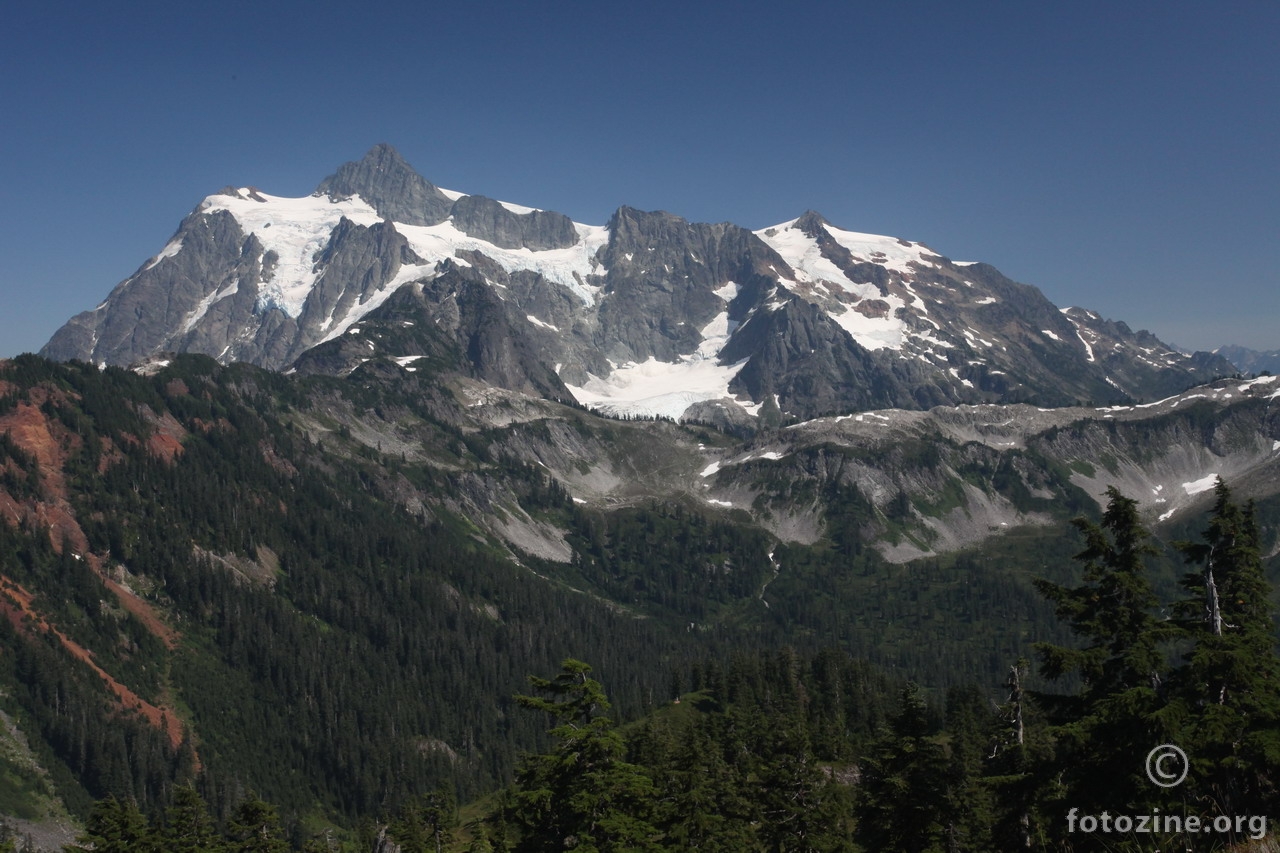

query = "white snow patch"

[
  {"left": 974, "top": 296, "right": 997, "bottom": 305},
  {"left": 1041, "top": 329, "right": 1062, "bottom": 342},
  {"left": 313, "top": 260, "right": 440, "bottom": 345},
  {"left": 700, "top": 461, "right": 723, "bottom": 478},
  {"left": 497, "top": 199, "right": 539, "bottom": 214},
  {"left": 832, "top": 300, "right": 907, "bottom": 351},
  {"left": 526, "top": 315, "right": 560, "bottom": 331},
  {"left": 707, "top": 499, "right": 733, "bottom": 507},
  {"left": 145, "top": 238, "right": 185, "bottom": 270},
  {"left": 1073, "top": 329, "right": 1096, "bottom": 362},
  {"left": 814, "top": 223, "right": 935, "bottom": 275},
  {"left": 391, "top": 355, "right": 426, "bottom": 367},
  {"left": 1182, "top": 474, "right": 1219, "bottom": 496},
  {"left": 713, "top": 281, "right": 741, "bottom": 302},
  {"left": 1239, "top": 375, "right": 1280, "bottom": 392},
  {"left": 566, "top": 354, "right": 752, "bottom": 421},
  {"left": 181, "top": 279, "right": 240, "bottom": 334},
  {"left": 201, "top": 190, "right": 383, "bottom": 317},
  {"left": 756, "top": 219, "right": 925, "bottom": 352},
  {"left": 394, "top": 219, "right": 608, "bottom": 305}
]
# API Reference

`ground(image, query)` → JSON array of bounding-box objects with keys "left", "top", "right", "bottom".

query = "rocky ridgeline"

[{"left": 42, "top": 145, "right": 1233, "bottom": 423}]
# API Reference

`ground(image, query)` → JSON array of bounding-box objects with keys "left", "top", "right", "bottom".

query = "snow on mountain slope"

[
  {"left": 755, "top": 216, "right": 959, "bottom": 355},
  {"left": 201, "top": 189, "right": 384, "bottom": 316},
  {"left": 391, "top": 219, "right": 608, "bottom": 305},
  {"left": 563, "top": 307, "right": 753, "bottom": 419},
  {"left": 41, "top": 145, "right": 1235, "bottom": 422}
]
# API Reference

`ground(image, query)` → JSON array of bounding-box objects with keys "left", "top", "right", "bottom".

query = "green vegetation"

[{"left": 2, "top": 354, "right": 1279, "bottom": 851}]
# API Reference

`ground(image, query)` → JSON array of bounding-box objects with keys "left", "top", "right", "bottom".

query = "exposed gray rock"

[
  {"left": 41, "top": 147, "right": 1234, "bottom": 425},
  {"left": 316, "top": 143, "right": 454, "bottom": 226},
  {"left": 291, "top": 264, "right": 573, "bottom": 402},
  {"left": 42, "top": 204, "right": 426, "bottom": 370},
  {"left": 449, "top": 195, "right": 579, "bottom": 250},
  {"left": 593, "top": 206, "right": 781, "bottom": 364},
  {"left": 286, "top": 217, "right": 423, "bottom": 358},
  {"left": 42, "top": 208, "right": 275, "bottom": 365}
]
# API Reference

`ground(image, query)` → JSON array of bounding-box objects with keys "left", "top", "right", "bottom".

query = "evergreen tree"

[
  {"left": 508, "top": 659, "right": 659, "bottom": 852},
  {"left": 653, "top": 715, "right": 760, "bottom": 851},
  {"left": 391, "top": 785, "right": 458, "bottom": 853},
  {"left": 939, "top": 685, "right": 995, "bottom": 852},
  {"left": 64, "top": 795, "right": 158, "bottom": 853},
  {"left": 1032, "top": 488, "right": 1170, "bottom": 816},
  {"left": 1169, "top": 479, "right": 1280, "bottom": 819},
  {"left": 984, "top": 659, "right": 1048, "bottom": 850},
  {"left": 855, "top": 683, "right": 950, "bottom": 853},
  {"left": 226, "top": 794, "right": 289, "bottom": 853},
  {"left": 164, "top": 783, "right": 225, "bottom": 853},
  {"left": 466, "top": 827, "right": 495, "bottom": 853}
]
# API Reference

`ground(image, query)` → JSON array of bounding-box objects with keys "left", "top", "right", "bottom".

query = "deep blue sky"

[{"left": 2, "top": 1, "right": 1277, "bottom": 356}]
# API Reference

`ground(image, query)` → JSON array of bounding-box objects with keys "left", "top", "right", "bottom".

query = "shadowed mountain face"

[{"left": 41, "top": 145, "right": 1232, "bottom": 423}]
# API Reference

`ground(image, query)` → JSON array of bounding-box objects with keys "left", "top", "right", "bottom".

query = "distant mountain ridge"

[
  {"left": 41, "top": 144, "right": 1232, "bottom": 421},
  {"left": 1217, "top": 344, "right": 1280, "bottom": 376}
]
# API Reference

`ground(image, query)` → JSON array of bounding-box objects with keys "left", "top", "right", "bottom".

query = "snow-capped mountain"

[{"left": 42, "top": 145, "right": 1232, "bottom": 421}]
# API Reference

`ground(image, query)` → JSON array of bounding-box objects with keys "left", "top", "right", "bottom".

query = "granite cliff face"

[{"left": 42, "top": 145, "right": 1233, "bottom": 423}]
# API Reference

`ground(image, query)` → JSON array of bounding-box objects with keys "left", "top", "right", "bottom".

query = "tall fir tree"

[
  {"left": 854, "top": 683, "right": 950, "bottom": 853},
  {"left": 226, "top": 795, "right": 289, "bottom": 853},
  {"left": 1168, "top": 479, "right": 1280, "bottom": 821},
  {"left": 164, "top": 784, "right": 225, "bottom": 853},
  {"left": 1033, "top": 488, "right": 1172, "bottom": 821},
  {"left": 508, "top": 659, "right": 660, "bottom": 852},
  {"left": 64, "top": 795, "right": 157, "bottom": 853}
]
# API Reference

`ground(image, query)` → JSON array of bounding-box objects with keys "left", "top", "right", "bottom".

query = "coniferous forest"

[{"left": 1, "top": 354, "right": 1279, "bottom": 851}]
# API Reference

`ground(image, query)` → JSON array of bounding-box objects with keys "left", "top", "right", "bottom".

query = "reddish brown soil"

[
  {"left": 0, "top": 400, "right": 89, "bottom": 554},
  {"left": 1, "top": 387, "right": 181, "bottom": 648},
  {"left": 0, "top": 575, "right": 190, "bottom": 752},
  {"left": 101, "top": 573, "right": 179, "bottom": 650},
  {"left": 141, "top": 408, "right": 187, "bottom": 462}
]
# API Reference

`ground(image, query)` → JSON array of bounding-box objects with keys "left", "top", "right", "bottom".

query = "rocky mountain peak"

[
  {"left": 315, "top": 144, "right": 453, "bottom": 226},
  {"left": 39, "top": 146, "right": 1235, "bottom": 423},
  {"left": 792, "top": 210, "right": 832, "bottom": 238}
]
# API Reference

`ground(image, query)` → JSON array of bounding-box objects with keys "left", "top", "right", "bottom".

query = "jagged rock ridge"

[{"left": 41, "top": 145, "right": 1233, "bottom": 421}]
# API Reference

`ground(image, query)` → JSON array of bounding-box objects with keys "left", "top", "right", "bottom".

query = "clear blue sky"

[{"left": 2, "top": 0, "right": 1277, "bottom": 357}]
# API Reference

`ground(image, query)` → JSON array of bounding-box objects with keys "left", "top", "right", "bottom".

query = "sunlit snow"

[
  {"left": 393, "top": 219, "right": 607, "bottom": 305},
  {"left": 754, "top": 218, "right": 940, "bottom": 352},
  {"left": 713, "top": 281, "right": 741, "bottom": 302},
  {"left": 181, "top": 279, "right": 240, "bottom": 334},
  {"left": 566, "top": 356, "right": 752, "bottom": 420},
  {"left": 145, "top": 238, "right": 185, "bottom": 270},
  {"left": 526, "top": 315, "right": 560, "bottom": 331},
  {"left": 201, "top": 190, "right": 383, "bottom": 317},
  {"left": 202, "top": 188, "right": 609, "bottom": 341},
  {"left": 1182, "top": 474, "right": 1219, "bottom": 496}
]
